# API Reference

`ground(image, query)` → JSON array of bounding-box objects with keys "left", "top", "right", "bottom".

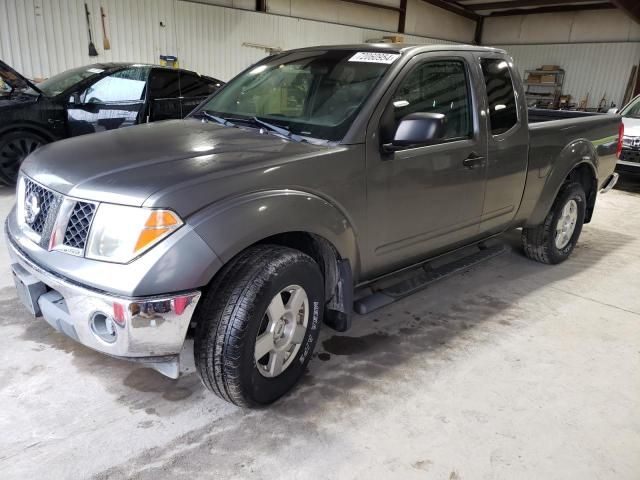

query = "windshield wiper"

[
  {"left": 194, "top": 112, "right": 308, "bottom": 143},
  {"left": 194, "top": 111, "right": 236, "bottom": 127},
  {"left": 251, "top": 117, "right": 307, "bottom": 143}
]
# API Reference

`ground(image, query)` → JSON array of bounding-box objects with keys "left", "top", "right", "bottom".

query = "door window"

[
  {"left": 480, "top": 58, "right": 518, "bottom": 135},
  {"left": 387, "top": 60, "right": 472, "bottom": 143},
  {"left": 81, "top": 67, "right": 150, "bottom": 103},
  {"left": 148, "top": 69, "right": 180, "bottom": 99},
  {"left": 180, "top": 72, "right": 215, "bottom": 98}
]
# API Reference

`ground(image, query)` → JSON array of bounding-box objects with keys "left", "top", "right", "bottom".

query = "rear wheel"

[
  {"left": 0, "top": 131, "right": 48, "bottom": 185},
  {"left": 522, "top": 182, "right": 586, "bottom": 264},
  {"left": 194, "top": 245, "right": 324, "bottom": 407}
]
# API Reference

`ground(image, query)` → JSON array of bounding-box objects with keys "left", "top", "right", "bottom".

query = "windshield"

[
  {"left": 621, "top": 96, "right": 640, "bottom": 119},
  {"left": 37, "top": 65, "right": 106, "bottom": 96},
  {"left": 196, "top": 49, "right": 397, "bottom": 142}
]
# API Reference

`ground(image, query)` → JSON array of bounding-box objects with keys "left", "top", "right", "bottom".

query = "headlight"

[{"left": 86, "top": 204, "right": 183, "bottom": 264}]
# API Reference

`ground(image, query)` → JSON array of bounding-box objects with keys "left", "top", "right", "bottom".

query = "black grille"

[
  {"left": 620, "top": 148, "right": 640, "bottom": 164},
  {"left": 63, "top": 202, "right": 96, "bottom": 250},
  {"left": 24, "top": 178, "right": 56, "bottom": 235}
]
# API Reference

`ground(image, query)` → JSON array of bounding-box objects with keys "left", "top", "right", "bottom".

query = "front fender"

[
  {"left": 189, "top": 189, "right": 360, "bottom": 277},
  {"left": 525, "top": 139, "right": 597, "bottom": 226}
]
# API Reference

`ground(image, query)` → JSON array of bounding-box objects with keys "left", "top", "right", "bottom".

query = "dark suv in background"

[{"left": 0, "top": 61, "right": 224, "bottom": 185}]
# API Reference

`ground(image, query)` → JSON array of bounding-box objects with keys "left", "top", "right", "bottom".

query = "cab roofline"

[{"left": 282, "top": 43, "right": 507, "bottom": 56}]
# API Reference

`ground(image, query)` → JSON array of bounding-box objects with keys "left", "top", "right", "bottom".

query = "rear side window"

[
  {"left": 180, "top": 72, "right": 213, "bottom": 98},
  {"left": 390, "top": 60, "right": 472, "bottom": 142},
  {"left": 481, "top": 58, "right": 518, "bottom": 135}
]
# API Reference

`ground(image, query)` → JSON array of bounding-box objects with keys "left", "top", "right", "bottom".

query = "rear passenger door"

[
  {"left": 476, "top": 54, "right": 529, "bottom": 234},
  {"left": 179, "top": 72, "right": 222, "bottom": 117},
  {"left": 147, "top": 68, "right": 181, "bottom": 122},
  {"left": 364, "top": 53, "right": 488, "bottom": 276}
]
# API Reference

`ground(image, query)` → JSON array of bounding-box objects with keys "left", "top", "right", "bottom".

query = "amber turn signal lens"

[
  {"left": 145, "top": 210, "right": 180, "bottom": 228},
  {"left": 135, "top": 210, "right": 182, "bottom": 252}
]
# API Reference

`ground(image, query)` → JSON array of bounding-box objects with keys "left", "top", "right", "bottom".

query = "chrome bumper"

[
  {"left": 600, "top": 172, "right": 619, "bottom": 193},
  {"left": 8, "top": 236, "right": 201, "bottom": 378}
]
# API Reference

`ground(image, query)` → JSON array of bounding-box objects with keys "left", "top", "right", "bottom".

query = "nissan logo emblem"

[{"left": 24, "top": 192, "right": 42, "bottom": 225}]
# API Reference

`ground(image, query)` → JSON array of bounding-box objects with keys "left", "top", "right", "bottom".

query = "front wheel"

[
  {"left": 0, "top": 131, "right": 48, "bottom": 185},
  {"left": 522, "top": 182, "right": 586, "bottom": 264},
  {"left": 194, "top": 245, "right": 324, "bottom": 407}
]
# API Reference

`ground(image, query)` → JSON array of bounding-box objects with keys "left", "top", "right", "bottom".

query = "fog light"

[{"left": 91, "top": 312, "right": 117, "bottom": 344}]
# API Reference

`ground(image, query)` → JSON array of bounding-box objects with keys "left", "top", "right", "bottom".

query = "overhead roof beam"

[
  {"left": 466, "top": 0, "right": 608, "bottom": 11},
  {"left": 610, "top": 0, "right": 640, "bottom": 23},
  {"left": 488, "top": 2, "right": 615, "bottom": 16},
  {"left": 398, "top": 0, "right": 408, "bottom": 32},
  {"left": 338, "top": 0, "right": 404, "bottom": 13},
  {"left": 420, "top": 0, "right": 481, "bottom": 20}
]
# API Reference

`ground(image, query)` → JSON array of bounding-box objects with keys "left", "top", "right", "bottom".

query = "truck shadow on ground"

[{"left": 3, "top": 224, "right": 635, "bottom": 477}]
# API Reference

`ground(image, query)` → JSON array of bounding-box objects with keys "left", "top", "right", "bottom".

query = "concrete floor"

[{"left": 1, "top": 182, "right": 639, "bottom": 480}]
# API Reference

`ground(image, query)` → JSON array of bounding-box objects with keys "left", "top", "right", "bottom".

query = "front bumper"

[
  {"left": 616, "top": 148, "right": 640, "bottom": 175},
  {"left": 8, "top": 235, "right": 201, "bottom": 378},
  {"left": 616, "top": 160, "right": 640, "bottom": 176}
]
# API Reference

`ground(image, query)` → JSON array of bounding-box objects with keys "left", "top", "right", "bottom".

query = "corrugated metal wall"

[
  {"left": 0, "top": 0, "right": 455, "bottom": 82},
  {"left": 0, "top": 0, "right": 177, "bottom": 78},
  {"left": 498, "top": 42, "right": 640, "bottom": 109},
  {"left": 3, "top": 0, "right": 635, "bottom": 108},
  {"left": 175, "top": 0, "right": 455, "bottom": 81}
]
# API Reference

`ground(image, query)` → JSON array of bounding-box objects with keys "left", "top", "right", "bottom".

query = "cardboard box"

[
  {"left": 540, "top": 74, "right": 556, "bottom": 84},
  {"left": 527, "top": 74, "right": 541, "bottom": 83},
  {"left": 383, "top": 35, "right": 404, "bottom": 43},
  {"left": 541, "top": 65, "right": 560, "bottom": 71}
]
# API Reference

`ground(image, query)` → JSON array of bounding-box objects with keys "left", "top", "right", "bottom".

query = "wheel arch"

[
  {"left": 0, "top": 122, "right": 57, "bottom": 142},
  {"left": 189, "top": 189, "right": 360, "bottom": 331},
  {"left": 525, "top": 140, "right": 598, "bottom": 227}
]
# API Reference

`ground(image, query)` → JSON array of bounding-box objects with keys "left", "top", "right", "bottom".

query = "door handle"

[{"left": 463, "top": 152, "right": 485, "bottom": 168}]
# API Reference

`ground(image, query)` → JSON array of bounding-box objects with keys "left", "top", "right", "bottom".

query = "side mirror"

[
  {"left": 607, "top": 108, "right": 619, "bottom": 115},
  {"left": 384, "top": 112, "right": 445, "bottom": 152},
  {"left": 68, "top": 92, "right": 81, "bottom": 105}
]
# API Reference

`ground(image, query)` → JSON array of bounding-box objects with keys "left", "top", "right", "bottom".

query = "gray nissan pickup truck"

[{"left": 7, "top": 44, "right": 621, "bottom": 407}]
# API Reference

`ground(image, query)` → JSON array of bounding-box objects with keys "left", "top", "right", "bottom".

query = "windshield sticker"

[
  {"left": 87, "top": 68, "right": 104, "bottom": 74},
  {"left": 349, "top": 52, "right": 400, "bottom": 64}
]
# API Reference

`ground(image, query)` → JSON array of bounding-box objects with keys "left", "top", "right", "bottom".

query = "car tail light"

[{"left": 616, "top": 122, "right": 624, "bottom": 159}]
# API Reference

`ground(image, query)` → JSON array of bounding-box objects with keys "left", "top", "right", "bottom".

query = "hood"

[
  {"left": 0, "top": 60, "right": 42, "bottom": 94},
  {"left": 21, "top": 119, "right": 327, "bottom": 207},
  {"left": 622, "top": 116, "right": 640, "bottom": 137}
]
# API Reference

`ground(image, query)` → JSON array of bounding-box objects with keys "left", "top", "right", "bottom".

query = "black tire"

[
  {"left": 194, "top": 245, "right": 324, "bottom": 407},
  {"left": 0, "top": 131, "right": 48, "bottom": 185},
  {"left": 522, "top": 182, "right": 586, "bottom": 264}
]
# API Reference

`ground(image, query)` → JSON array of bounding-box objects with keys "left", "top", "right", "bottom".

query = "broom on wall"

[
  {"left": 84, "top": 3, "right": 99, "bottom": 57},
  {"left": 101, "top": 6, "right": 111, "bottom": 50}
]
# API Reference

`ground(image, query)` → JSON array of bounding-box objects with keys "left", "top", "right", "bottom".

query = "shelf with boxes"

[{"left": 524, "top": 65, "right": 565, "bottom": 109}]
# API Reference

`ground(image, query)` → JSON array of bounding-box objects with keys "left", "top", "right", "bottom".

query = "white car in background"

[{"left": 613, "top": 94, "right": 640, "bottom": 176}]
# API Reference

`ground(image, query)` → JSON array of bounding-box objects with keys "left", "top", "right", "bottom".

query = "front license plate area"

[{"left": 12, "top": 263, "right": 47, "bottom": 317}]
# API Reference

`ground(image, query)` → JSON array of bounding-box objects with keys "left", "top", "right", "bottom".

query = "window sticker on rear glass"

[
  {"left": 348, "top": 52, "right": 400, "bottom": 64},
  {"left": 87, "top": 68, "right": 104, "bottom": 74}
]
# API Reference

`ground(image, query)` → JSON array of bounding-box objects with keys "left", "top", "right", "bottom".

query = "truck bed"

[
  {"left": 514, "top": 108, "right": 620, "bottom": 228},
  {"left": 528, "top": 108, "right": 607, "bottom": 123}
]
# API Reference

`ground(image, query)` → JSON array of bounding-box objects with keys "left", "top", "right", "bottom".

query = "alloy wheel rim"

[
  {"left": 254, "top": 284, "right": 309, "bottom": 378},
  {"left": 555, "top": 199, "right": 578, "bottom": 249},
  {"left": 0, "top": 136, "right": 42, "bottom": 182}
]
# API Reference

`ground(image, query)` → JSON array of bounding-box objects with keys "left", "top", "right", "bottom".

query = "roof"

[
  {"left": 287, "top": 43, "right": 507, "bottom": 55},
  {"left": 82, "top": 62, "right": 214, "bottom": 78}
]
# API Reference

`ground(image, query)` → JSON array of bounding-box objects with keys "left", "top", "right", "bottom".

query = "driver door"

[
  {"left": 67, "top": 67, "right": 150, "bottom": 137},
  {"left": 364, "top": 52, "right": 488, "bottom": 277}
]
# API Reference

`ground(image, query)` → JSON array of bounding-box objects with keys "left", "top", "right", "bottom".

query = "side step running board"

[{"left": 354, "top": 243, "right": 507, "bottom": 315}]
